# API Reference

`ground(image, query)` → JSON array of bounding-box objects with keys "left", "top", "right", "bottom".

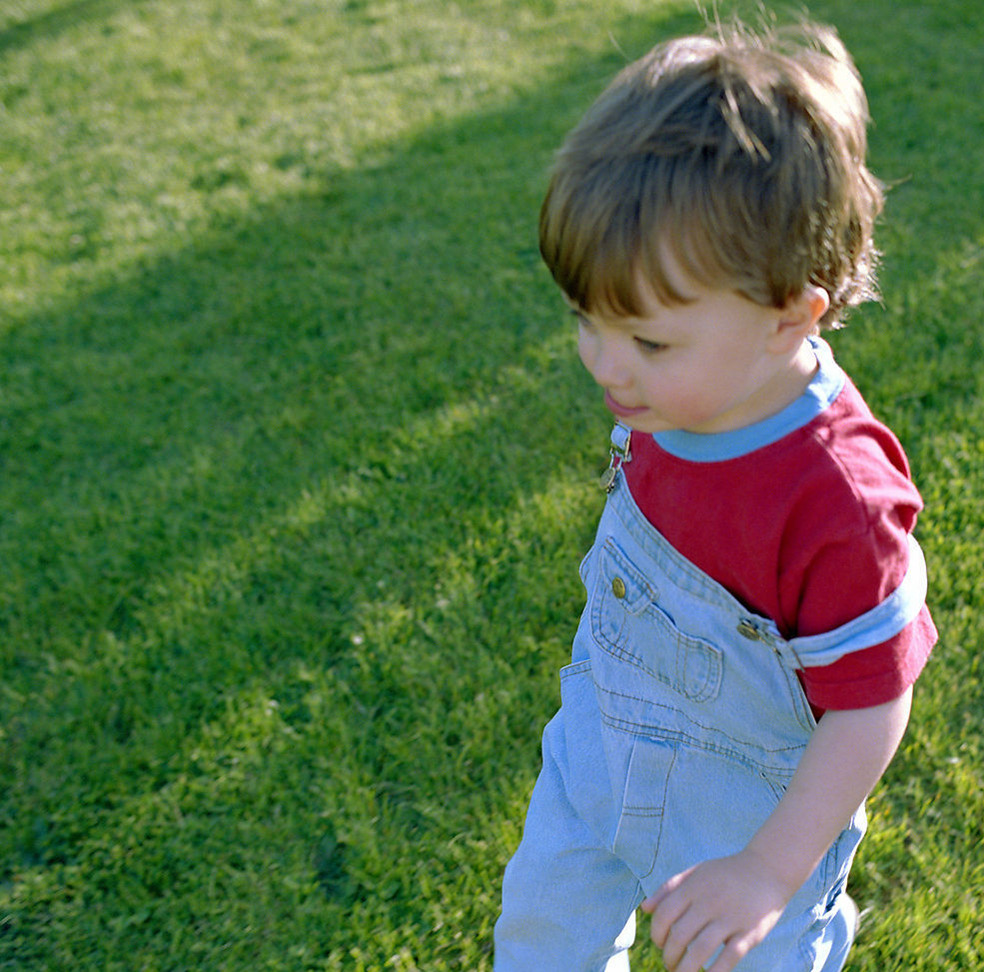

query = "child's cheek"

[{"left": 577, "top": 331, "right": 599, "bottom": 380}]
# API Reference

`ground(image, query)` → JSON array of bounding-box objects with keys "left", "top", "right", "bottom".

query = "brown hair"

[{"left": 539, "top": 19, "right": 884, "bottom": 328}]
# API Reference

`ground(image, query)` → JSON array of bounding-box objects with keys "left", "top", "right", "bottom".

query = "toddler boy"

[{"left": 494, "top": 17, "right": 936, "bottom": 972}]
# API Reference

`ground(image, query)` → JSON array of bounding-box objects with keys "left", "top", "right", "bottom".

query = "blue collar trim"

[{"left": 651, "top": 337, "right": 846, "bottom": 463}]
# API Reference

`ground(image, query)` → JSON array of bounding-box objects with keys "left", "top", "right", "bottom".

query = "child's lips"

[{"left": 604, "top": 390, "right": 649, "bottom": 417}]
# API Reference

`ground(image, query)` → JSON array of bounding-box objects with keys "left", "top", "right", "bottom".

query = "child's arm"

[{"left": 641, "top": 687, "right": 913, "bottom": 972}]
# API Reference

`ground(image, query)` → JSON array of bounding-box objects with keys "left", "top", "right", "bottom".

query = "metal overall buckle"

[{"left": 599, "top": 421, "right": 632, "bottom": 492}]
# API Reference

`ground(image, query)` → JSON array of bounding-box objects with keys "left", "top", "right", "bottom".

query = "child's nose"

[{"left": 592, "top": 338, "right": 631, "bottom": 388}]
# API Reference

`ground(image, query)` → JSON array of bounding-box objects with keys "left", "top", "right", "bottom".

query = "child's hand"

[{"left": 640, "top": 848, "right": 793, "bottom": 972}]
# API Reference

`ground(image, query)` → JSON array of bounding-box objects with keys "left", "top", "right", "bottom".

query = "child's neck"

[{"left": 720, "top": 338, "right": 819, "bottom": 435}]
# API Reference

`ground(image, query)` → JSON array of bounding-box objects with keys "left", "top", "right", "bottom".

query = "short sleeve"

[
  {"left": 799, "top": 606, "right": 937, "bottom": 710},
  {"left": 782, "top": 424, "right": 937, "bottom": 710}
]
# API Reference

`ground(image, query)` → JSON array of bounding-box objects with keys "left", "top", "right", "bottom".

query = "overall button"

[
  {"left": 736, "top": 619, "right": 762, "bottom": 640},
  {"left": 612, "top": 577, "right": 626, "bottom": 599}
]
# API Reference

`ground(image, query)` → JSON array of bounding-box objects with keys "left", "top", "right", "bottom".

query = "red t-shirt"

[{"left": 622, "top": 349, "right": 936, "bottom": 713}]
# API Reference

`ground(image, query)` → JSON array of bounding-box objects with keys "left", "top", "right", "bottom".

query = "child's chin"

[{"left": 623, "top": 416, "right": 671, "bottom": 434}]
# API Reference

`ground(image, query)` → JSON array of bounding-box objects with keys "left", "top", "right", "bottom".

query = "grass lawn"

[{"left": 1, "top": 0, "right": 982, "bottom": 969}]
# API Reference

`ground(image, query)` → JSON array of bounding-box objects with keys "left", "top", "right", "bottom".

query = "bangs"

[{"left": 539, "top": 172, "right": 730, "bottom": 317}]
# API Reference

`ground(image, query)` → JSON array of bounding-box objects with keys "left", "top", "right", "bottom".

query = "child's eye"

[{"left": 635, "top": 337, "right": 667, "bottom": 354}]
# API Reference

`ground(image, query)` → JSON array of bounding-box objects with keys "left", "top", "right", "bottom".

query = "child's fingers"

[
  {"left": 659, "top": 907, "right": 713, "bottom": 970},
  {"left": 641, "top": 865, "right": 694, "bottom": 914},
  {"left": 641, "top": 866, "right": 698, "bottom": 948},
  {"left": 681, "top": 928, "right": 738, "bottom": 972}
]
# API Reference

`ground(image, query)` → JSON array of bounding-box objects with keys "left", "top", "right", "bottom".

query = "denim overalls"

[{"left": 495, "top": 426, "right": 927, "bottom": 972}]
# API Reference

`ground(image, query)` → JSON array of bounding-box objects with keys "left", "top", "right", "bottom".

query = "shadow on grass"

[
  {"left": 1, "top": 0, "right": 982, "bottom": 966},
  {"left": 0, "top": 0, "right": 152, "bottom": 54}
]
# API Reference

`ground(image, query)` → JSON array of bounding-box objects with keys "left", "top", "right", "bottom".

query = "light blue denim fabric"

[{"left": 495, "top": 469, "right": 926, "bottom": 972}]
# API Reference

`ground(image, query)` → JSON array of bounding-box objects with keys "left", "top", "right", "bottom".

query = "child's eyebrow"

[{"left": 569, "top": 304, "right": 667, "bottom": 335}]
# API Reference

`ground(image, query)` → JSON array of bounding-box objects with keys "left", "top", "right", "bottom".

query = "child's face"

[{"left": 573, "top": 268, "right": 809, "bottom": 436}]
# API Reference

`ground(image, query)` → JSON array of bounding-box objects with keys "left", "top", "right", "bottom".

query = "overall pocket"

[{"left": 590, "top": 538, "right": 723, "bottom": 704}]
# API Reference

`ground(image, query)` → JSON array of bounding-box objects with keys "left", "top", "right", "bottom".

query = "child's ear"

[{"left": 771, "top": 285, "right": 830, "bottom": 351}]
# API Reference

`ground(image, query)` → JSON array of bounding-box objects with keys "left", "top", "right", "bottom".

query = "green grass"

[{"left": 1, "top": 0, "right": 982, "bottom": 969}]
